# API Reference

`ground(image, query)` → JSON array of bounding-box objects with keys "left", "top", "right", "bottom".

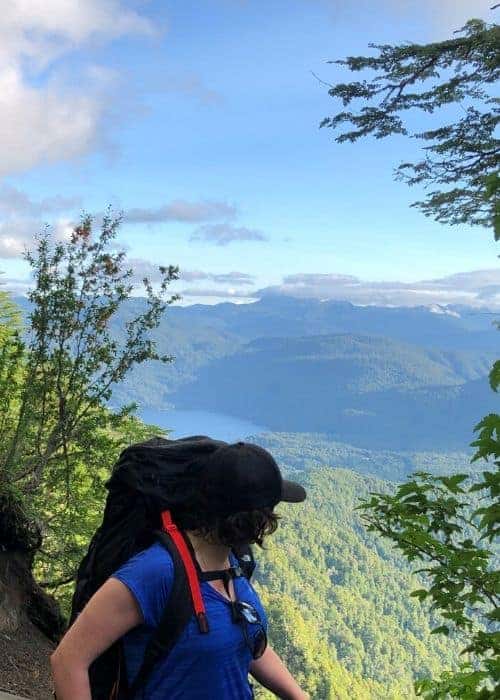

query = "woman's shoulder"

[
  {"left": 111, "top": 541, "right": 175, "bottom": 628},
  {"left": 111, "top": 541, "right": 175, "bottom": 600},
  {"left": 130, "top": 539, "right": 173, "bottom": 562}
]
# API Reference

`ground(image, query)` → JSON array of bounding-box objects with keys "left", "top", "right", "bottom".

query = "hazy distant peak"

[{"left": 427, "top": 304, "right": 461, "bottom": 317}]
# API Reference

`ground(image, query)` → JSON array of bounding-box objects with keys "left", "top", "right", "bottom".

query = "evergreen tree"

[{"left": 320, "top": 17, "right": 499, "bottom": 234}]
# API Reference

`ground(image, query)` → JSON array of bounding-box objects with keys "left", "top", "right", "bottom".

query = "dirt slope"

[
  {"left": 1, "top": 498, "right": 64, "bottom": 699},
  {"left": 0, "top": 623, "right": 54, "bottom": 700}
]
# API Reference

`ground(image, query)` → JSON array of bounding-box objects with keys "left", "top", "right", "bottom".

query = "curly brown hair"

[{"left": 171, "top": 501, "right": 280, "bottom": 548}]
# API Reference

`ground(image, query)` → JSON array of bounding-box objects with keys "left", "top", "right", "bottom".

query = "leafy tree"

[
  {"left": 0, "top": 290, "right": 24, "bottom": 473},
  {"left": 355, "top": 464, "right": 499, "bottom": 699},
  {"left": 322, "top": 13, "right": 500, "bottom": 699},
  {"left": 35, "top": 409, "right": 165, "bottom": 614},
  {"left": 0, "top": 211, "right": 179, "bottom": 608},
  {"left": 320, "top": 17, "right": 499, "bottom": 234}
]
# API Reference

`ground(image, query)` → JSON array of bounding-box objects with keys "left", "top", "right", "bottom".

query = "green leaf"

[
  {"left": 486, "top": 608, "right": 500, "bottom": 622},
  {"left": 489, "top": 361, "right": 500, "bottom": 392},
  {"left": 436, "top": 473, "right": 469, "bottom": 494}
]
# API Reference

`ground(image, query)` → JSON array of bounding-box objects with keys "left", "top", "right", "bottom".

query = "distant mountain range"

[
  {"left": 162, "top": 296, "right": 498, "bottom": 350},
  {"left": 13, "top": 295, "right": 499, "bottom": 451},
  {"left": 169, "top": 333, "right": 496, "bottom": 450}
]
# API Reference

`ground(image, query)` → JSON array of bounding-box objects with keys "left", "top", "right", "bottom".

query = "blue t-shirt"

[{"left": 112, "top": 542, "right": 267, "bottom": 699}]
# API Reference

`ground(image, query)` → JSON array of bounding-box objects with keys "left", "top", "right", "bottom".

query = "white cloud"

[
  {"left": 0, "top": 217, "right": 75, "bottom": 258},
  {"left": 0, "top": 68, "right": 105, "bottom": 177},
  {"left": 257, "top": 269, "right": 500, "bottom": 309},
  {"left": 0, "top": 184, "right": 81, "bottom": 217},
  {"left": 6, "top": 254, "right": 499, "bottom": 309},
  {"left": 127, "top": 259, "right": 256, "bottom": 288},
  {"left": 124, "top": 200, "right": 237, "bottom": 224},
  {"left": 0, "top": 275, "right": 32, "bottom": 296},
  {"left": 190, "top": 223, "right": 268, "bottom": 246},
  {"left": 179, "top": 287, "right": 256, "bottom": 299},
  {"left": 179, "top": 269, "right": 255, "bottom": 285},
  {"left": 0, "top": 1, "right": 156, "bottom": 177},
  {"left": 0, "top": 220, "right": 42, "bottom": 258},
  {"left": 1, "top": 1, "right": 155, "bottom": 69}
]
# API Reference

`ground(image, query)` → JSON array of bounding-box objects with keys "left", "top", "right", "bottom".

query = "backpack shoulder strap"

[{"left": 125, "top": 514, "right": 208, "bottom": 699}]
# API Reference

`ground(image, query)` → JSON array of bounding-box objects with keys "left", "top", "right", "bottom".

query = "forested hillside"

[
  {"left": 3, "top": 254, "right": 496, "bottom": 697},
  {"left": 249, "top": 432, "right": 475, "bottom": 482},
  {"left": 252, "top": 467, "right": 463, "bottom": 699},
  {"left": 108, "top": 295, "right": 498, "bottom": 351},
  {"left": 98, "top": 298, "right": 500, "bottom": 419},
  {"left": 13, "top": 294, "right": 496, "bottom": 451},
  {"left": 170, "top": 334, "right": 496, "bottom": 450},
  {"left": 5, "top": 288, "right": 495, "bottom": 698}
]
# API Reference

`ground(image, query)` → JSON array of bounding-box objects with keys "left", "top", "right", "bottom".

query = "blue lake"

[{"left": 138, "top": 407, "right": 269, "bottom": 443}]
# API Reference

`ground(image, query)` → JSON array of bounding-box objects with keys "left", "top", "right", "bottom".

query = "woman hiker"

[{"left": 51, "top": 440, "right": 310, "bottom": 699}]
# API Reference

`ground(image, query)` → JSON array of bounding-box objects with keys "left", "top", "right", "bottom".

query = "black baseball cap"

[{"left": 199, "top": 441, "right": 306, "bottom": 515}]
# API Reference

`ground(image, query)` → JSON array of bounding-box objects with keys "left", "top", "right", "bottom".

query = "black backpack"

[{"left": 68, "top": 435, "right": 256, "bottom": 700}]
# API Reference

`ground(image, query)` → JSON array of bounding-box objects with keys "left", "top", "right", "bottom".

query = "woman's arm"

[
  {"left": 50, "top": 578, "right": 143, "bottom": 700},
  {"left": 249, "top": 645, "right": 310, "bottom": 700}
]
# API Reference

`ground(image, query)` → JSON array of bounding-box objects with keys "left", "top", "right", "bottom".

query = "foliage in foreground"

[
  {"left": 321, "top": 17, "right": 499, "bottom": 232},
  {"left": 0, "top": 212, "right": 178, "bottom": 604},
  {"left": 323, "top": 13, "right": 500, "bottom": 698},
  {"left": 355, "top": 452, "right": 499, "bottom": 699}
]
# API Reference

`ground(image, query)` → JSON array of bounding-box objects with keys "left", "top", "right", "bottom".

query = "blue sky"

[{"left": 1, "top": 0, "right": 498, "bottom": 307}]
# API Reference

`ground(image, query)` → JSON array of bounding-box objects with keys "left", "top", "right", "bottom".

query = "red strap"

[{"left": 161, "top": 510, "right": 209, "bottom": 633}]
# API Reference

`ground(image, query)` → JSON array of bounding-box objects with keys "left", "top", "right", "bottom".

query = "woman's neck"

[{"left": 185, "top": 530, "right": 231, "bottom": 570}]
